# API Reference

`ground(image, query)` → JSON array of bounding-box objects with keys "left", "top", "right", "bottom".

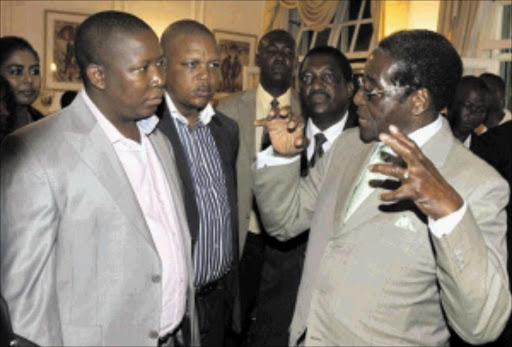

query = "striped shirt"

[{"left": 165, "top": 92, "right": 232, "bottom": 287}]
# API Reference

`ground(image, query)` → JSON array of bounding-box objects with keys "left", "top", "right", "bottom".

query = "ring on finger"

[{"left": 402, "top": 169, "right": 410, "bottom": 180}]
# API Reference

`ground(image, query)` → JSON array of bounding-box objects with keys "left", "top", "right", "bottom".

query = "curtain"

[
  {"left": 437, "top": 0, "right": 481, "bottom": 57},
  {"left": 370, "top": 0, "right": 384, "bottom": 48},
  {"left": 260, "top": 0, "right": 338, "bottom": 36}
]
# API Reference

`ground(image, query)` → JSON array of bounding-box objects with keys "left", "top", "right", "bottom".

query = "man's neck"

[
  {"left": 310, "top": 110, "right": 346, "bottom": 131},
  {"left": 260, "top": 80, "right": 289, "bottom": 98},
  {"left": 484, "top": 109, "right": 505, "bottom": 128}
]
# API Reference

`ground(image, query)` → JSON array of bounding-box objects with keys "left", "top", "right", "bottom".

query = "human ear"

[
  {"left": 346, "top": 80, "right": 355, "bottom": 98},
  {"left": 86, "top": 64, "right": 106, "bottom": 90},
  {"left": 411, "top": 88, "right": 430, "bottom": 116}
]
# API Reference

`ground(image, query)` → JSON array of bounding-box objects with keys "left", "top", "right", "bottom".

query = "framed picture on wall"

[
  {"left": 243, "top": 66, "right": 260, "bottom": 90},
  {"left": 214, "top": 29, "right": 257, "bottom": 94},
  {"left": 44, "top": 10, "right": 88, "bottom": 91}
]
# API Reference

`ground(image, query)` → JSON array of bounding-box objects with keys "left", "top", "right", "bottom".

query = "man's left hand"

[{"left": 369, "top": 124, "right": 463, "bottom": 220}]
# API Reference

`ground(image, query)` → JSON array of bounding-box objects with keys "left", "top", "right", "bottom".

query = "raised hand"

[
  {"left": 369, "top": 124, "right": 463, "bottom": 220},
  {"left": 254, "top": 106, "right": 308, "bottom": 156}
]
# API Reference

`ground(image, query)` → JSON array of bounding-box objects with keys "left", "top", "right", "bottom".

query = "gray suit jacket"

[
  {"left": 0, "top": 96, "right": 199, "bottom": 346},
  {"left": 254, "top": 117, "right": 511, "bottom": 346},
  {"left": 217, "top": 88, "right": 301, "bottom": 250}
]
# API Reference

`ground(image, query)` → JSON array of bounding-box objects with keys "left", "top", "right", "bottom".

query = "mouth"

[
  {"left": 146, "top": 96, "right": 163, "bottom": 107},
  {"left": 271, "top": 63, "right": 287, "bottom": 73},
  {"left": 308, "top": 92, "right": 330, "bottom": 104},
  {"left": 194, "top": 87, "right": 213, "bottom": 98},
  {"left": 18, "top": 89, "right": 36, "bottom": 98}
]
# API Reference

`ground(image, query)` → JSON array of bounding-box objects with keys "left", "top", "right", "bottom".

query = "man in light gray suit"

[
  {"left": 254, "top": 30, "right": 511, "bottom": 346},
  {"left": 0, "top": 11, "right": 198, "bottom": 346},
  {"left": 217, "top": 29, "right": 300, "bottom": 250}
]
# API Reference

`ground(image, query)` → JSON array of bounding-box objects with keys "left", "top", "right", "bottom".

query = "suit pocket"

[{"left": 62, "top": 324, "right": 102, "bottom": 346}]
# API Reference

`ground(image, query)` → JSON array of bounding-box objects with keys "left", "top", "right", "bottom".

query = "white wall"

[{"left": 1, "top": 0, "right": 264, "bottom": 114}]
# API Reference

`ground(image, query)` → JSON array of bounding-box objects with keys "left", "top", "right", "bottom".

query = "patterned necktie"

[{"left": 309, "top": 133, "right": 327, "bottom": 168}]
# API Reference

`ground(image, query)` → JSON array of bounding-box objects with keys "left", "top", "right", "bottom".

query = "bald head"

[{"left": 161, "top": 20, "right": 215, "bottom": 57}]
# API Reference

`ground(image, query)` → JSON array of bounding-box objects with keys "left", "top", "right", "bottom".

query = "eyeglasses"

[
  {"left": 300, "top": 72, "right": 342, "bottom": 86},
  {"left": 357, "top": 76, "right": 410, "bottom": 100}
]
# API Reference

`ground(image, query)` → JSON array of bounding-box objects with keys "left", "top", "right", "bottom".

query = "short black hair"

[
  {"left": 0, "top": 36, "right": 39, "bottom": 68},
  {"left": 0, "top": 75, "right": 17, "bottom": 141},
  {"left": 449, "top": 75, "right": 489, "bottom": 111},
  {"left": 377, "top": 30, "right": 463, "bottom": 113},
  {"left": 161, "top": 19, "right": 214, "bottom": 52},
  {"left": 479, "top": 73, "right": 505, "bottom": 94},
  {"left": 299, "top": 46, "right": 352, "bottom": 83},
  {"left": 258, "top": 29, "right": 296, "bottom": 53},
  {"left": 75, "top": 11, "right": 153, "bottom": 84}
]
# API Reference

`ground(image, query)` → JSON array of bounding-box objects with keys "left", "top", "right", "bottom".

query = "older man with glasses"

[{"left": 252, "top": 29, "right": 511, "bottom": 346}]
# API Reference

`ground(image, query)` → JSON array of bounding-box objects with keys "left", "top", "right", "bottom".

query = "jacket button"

[
  {"left": 149, "top": 330, "right": 159, "bottom": 339},
  {"left": 152, "top": 274, "right": 161, "bottom": 283}
]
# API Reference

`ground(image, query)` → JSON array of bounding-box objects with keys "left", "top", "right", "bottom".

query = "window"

[{"left": 288, "top": 0, "right": 375, "bottom": 73}]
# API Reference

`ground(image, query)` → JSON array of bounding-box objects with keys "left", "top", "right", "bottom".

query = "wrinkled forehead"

[
  {"left": 364, "top": 49, "right": 401, "bottom": 85},
  {"left": 258, "top": 32, "right": 295, "bottom": 51}
]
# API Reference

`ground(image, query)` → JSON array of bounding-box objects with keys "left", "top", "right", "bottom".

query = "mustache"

[{"left": 306, "top": 90, "right": 330, "bottom": 102}]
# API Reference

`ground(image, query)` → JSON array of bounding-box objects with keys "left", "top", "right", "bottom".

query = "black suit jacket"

[
  {"left": 451, "top": 123, "right": 512, "bottom": 347},
  {"left": 156, "top": 101, "right": 240, "bottom": 332}
]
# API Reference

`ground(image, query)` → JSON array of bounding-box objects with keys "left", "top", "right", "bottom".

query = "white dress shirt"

[
  {"left": 305, "top": 112, "right": 348, "bottom": 161},
  {"left": 81, "top": 91, "right": 187, "bottom": 336}
]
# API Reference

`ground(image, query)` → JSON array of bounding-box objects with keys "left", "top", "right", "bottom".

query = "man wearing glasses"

[{"left": 253, "top": 30, "right": 511, "bottom": 346}]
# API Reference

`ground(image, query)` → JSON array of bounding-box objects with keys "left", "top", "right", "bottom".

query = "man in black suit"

[
  {"left": 157, "top": 20, "right": 239, "bottom": 347},
  {"left": 445, "top": 75, "right": 489, "bottom": 148},
  {"left": 245, "top": 46, "right": 358, "bottom": 347}
]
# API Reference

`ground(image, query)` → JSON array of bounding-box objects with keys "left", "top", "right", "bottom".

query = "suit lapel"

[
  {"left": 340, "top": 118, "right": 453, "bottom": 230},
  {"left": 208, "top": 114, "right": 239, "bottom": 259},
  {"left": 156, "top": 103, "right": 200, "bottom": 244},
  {"left": 62, "top": 97, "right": 156, "bottom": 250}
]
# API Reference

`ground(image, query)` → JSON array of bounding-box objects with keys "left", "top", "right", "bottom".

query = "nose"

[
  {"left": 150, "top": 64, "right": 165, "bottom": 88},
  {"left": 22, "top": 70, "right": 33, "bottom": 84},
  {"left": 354, "top": 88, "right": 365, "bottom": 106}
]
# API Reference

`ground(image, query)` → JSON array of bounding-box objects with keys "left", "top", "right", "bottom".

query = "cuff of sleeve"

[
  {"left": 256, "top": 146, "right": 300, "bottom": 169},
  {"left": 428, "top": 201, "right": 468, "bottom": 238}
]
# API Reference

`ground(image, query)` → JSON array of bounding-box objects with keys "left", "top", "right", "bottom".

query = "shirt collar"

[
  {"left": 81, "top": 90, "right": 159, "bottom": 144},
  {"left": 256, "top": 84, "right": 292, "bottom": 110},
  {"left": 306, "top": 111, "right": 348, "bottom": 143},
  {"left": 407, "top": 115, "right": 443, "bottom": 148},
  {"left": 378, "top": 115, "right": 443, "bottom": 155},
  {"left": 164, "top": 91, "right": 215, "bottom": 126}
]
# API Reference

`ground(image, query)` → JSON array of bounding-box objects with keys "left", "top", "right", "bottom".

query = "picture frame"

[
  {"left": 243, "top": 66, "right": 260, "bottom": 90},
  {"left": 214, "top": 29, "right": 257, "bottom": 94},
  {"left": 44, "top": 10, "right": 89, "bottom": 91}
]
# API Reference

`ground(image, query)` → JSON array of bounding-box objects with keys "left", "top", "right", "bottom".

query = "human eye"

[
  {"left": 300, "top": 73, "right": 313, "bottom": 85},
  {"left": 265, "top": 46, "right": 278, "bottom": 55},
  {"left": 29, "top": 66, "right": 40, "bottom": 76},
  {"left": 322, "top": 72, "right": 338, "bottom": 84},
  {"left": 181, "top": 60, "right": 198, "bottom": 69},
  {"left": 134, "top": 63, "right": 149, "bottom": 72},
  {"left": 156, "top": 57, "right": 167, "bottom": 68},
  {"left": 284, "top": 48, "right": 294, "bottom": 57},
  {"left": 7, "top": 66, "right": 23, "bottom": 76},
  {"left": 208, "top": 61, "right": 220, "bottom": 70}
]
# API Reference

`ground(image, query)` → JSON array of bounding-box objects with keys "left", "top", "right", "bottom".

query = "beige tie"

[{"left": 344, "top": 145, "right": 389, "bottom": 221}]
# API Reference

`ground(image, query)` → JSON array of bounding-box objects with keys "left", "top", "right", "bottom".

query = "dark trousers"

[
  {"left": 241, "top": 232, "right": 308, "bottom": 347},
  {"left": 196, "top": 281, "right": 227, "bottom": 347}
]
